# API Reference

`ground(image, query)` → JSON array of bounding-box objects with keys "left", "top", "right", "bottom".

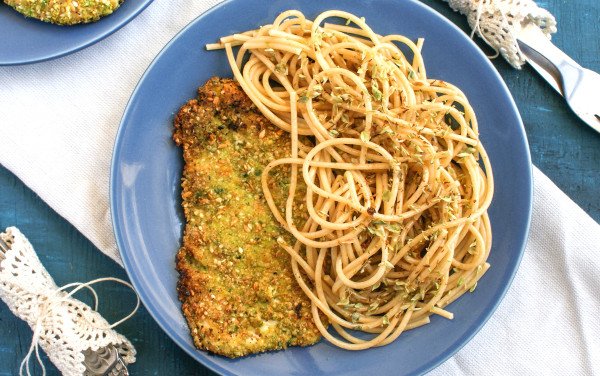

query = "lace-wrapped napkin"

[
  {"left": 444, "top": 0, "right": 556, "bottom": 68},
  {"left": 0, "top": 227, "right": 137, "bottom": 376}
]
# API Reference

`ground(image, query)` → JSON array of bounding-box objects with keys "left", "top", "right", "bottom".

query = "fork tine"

[
  {"left": 0, "top": 237, "right": 8, "bottom": 267},
  {"left": 0, "top": 237, "right": 10, "bottom": 253},
  {"left": 0, "top": 236, "right": 9, "bottom": 255},
  {"left": 83, "top": 344, "right": 129, "bottom": 376}
]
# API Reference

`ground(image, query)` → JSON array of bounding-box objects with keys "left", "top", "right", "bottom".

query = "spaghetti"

[{"left": 207, "top": 9, "right": 494, "bottom": 350}]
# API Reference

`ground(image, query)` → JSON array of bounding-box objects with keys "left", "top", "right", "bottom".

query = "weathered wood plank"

[
  {"left": 0, "top": 166, "right": 213, "bottom": 375},
  {"left": 0, "top": 0, "right": 598, "bottom": 374}
]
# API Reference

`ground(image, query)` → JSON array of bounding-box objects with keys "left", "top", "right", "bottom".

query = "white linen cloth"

[{"left": 0, "top": 0, "right": 598, "bottom": 374}]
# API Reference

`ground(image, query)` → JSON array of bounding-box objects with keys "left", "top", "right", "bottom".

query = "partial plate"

[
  {"left": 0, "top": 0, "right": 154, "bottom": 66},
  {"left": 110, "top": 0, "right": 532, "bottom": 375}
]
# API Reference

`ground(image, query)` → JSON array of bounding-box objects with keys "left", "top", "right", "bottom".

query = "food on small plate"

[
  {"left": 4, "top": 0, "right": 123, "bottom": 25},
  {"left": 173, "top": 78, "right": 321, "bottom": 358}
]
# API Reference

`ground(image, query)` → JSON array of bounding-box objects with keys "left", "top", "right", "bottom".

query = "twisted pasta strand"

[{"left": 208, "top": 9, "right": 494, "bottom": 350}]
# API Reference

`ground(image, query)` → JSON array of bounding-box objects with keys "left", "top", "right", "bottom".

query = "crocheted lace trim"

[
  {"left": 0, "top": 227, "right": 136, "bottom": 376},
  {"left": 444, "top": 0, "right": 557, "bottom": 68}
]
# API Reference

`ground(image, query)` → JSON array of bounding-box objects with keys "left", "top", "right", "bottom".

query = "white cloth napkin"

[
  {"left": 431, "top": 168, "right": 600, "bottom": 375},
  {"left": 0, "top": 0, "right": 598, "bottom": 374}
]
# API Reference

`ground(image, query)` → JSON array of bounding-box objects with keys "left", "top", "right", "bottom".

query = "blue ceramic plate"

[
  {"left": 111, "top": 0, "right": 532, "bottom": 375},
  {"left": 0, "top": 0, "right": 154, "bottom": 65}
]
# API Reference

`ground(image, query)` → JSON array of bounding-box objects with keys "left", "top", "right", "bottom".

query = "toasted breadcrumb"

[
  {"left": 4, "top": 0, "right": 122, "bottom": 25},
  {"left": 173, "top": 78, "right": 321, "bottom": 358}
]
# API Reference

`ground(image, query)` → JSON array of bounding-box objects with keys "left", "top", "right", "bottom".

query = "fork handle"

[{"left": 517, "top": 24, "right": 583, "bottom": 100}]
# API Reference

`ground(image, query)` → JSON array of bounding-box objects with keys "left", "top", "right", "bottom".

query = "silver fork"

[
  {"left": 0, "top": 234, "right": 129, "bottom": 376},
  {"left": 83, "top": 346, "right": 129, "bottom": 376},
  {"left": 517, "top": 22, "right": 600, "bottom": 134}
]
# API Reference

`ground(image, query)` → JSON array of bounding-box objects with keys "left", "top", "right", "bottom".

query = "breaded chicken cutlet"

[
  {"left": 4, "top": 0, "right": 123, "bottom": 25},
  {"left": 173, "top": 78, "right": 321, "bottom": 358}
]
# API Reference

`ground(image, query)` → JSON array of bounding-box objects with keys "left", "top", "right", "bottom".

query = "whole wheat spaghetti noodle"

[{"left": 207, "top": 9, "right": 494, "bottom": 350}]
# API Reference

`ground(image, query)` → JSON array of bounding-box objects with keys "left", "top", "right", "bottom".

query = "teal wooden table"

[{"left": 1, "top": 1, "right": 598, "bottom": 374}]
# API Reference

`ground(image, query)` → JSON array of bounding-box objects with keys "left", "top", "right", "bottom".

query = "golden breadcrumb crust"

[
  {"left": 173, "top": 77, "right": 321, "bottom": 358},
  {"left": 4, "top": 0, "right": 122, "bottom": 25}
]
